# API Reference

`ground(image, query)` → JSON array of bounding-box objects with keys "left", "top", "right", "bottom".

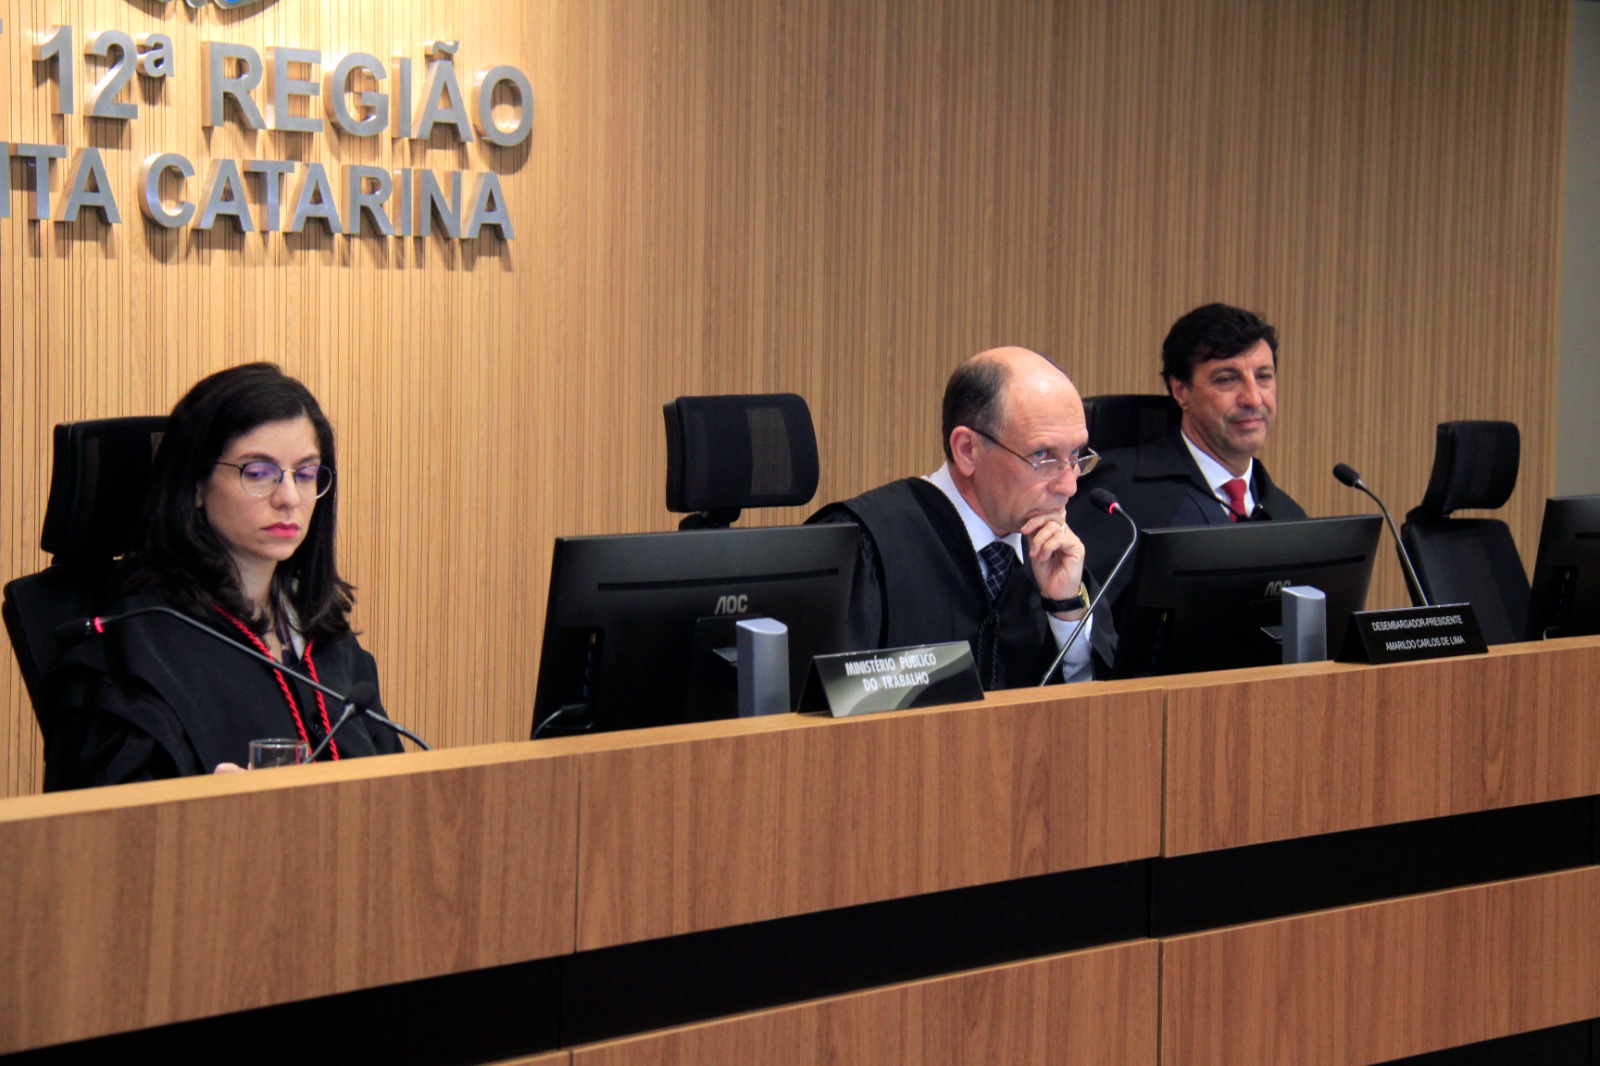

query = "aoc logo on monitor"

[{"left": 713, "top": 595, "right": 750, "bottom": 615}]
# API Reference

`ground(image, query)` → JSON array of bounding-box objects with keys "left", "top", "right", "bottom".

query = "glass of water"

[{"left": 247, "top": 738, "right": 311, "bottom": 769}]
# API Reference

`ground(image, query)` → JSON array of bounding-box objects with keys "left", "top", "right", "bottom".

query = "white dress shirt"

[{"left": 1180, "top": 431, "right": 1257, "bottom": 519}]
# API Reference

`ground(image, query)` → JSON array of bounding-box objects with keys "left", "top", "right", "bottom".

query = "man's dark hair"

[
  {"left": 1160, "top": 304, "right": 1279, "bottom": 392},
  {"left": 940, "top": 357, "right": 1010, "bottom": 462},
  {"left": 134, "top": 362, "right": 355, "bottom": 642}
]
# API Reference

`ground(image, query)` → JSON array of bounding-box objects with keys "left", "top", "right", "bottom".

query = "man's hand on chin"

[{"left": 1021, "top": 509, "right": 1086, "bottom": 610}]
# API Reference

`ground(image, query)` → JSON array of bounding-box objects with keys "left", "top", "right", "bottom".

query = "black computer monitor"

[
  {"left": 1111, "top": 515, "right": 1384, "bottom": 678},
  {"left": 1525, "top": 495, "right": 1600, "bottom": 640},
  {"left": 531, "top": 523, "right": 858, "bottom": 737}
]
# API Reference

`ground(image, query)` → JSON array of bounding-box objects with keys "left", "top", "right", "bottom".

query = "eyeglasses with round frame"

[
  {"left": 971, "top": 427, "right": 1100, "bottom": 479},
  {"left": 213, "top": 460, "right": 335, "bottom": 499}
]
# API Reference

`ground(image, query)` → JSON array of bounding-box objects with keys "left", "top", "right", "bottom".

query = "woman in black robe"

[{"left": 44, "top": 364, "right": 403, "bottom": 789}]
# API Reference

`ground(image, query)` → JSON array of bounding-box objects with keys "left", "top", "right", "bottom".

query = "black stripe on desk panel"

[
  {"left": 559, "top": 859, "right": 1149, "bottom": 1045},
  {"left": 1379, "top": 1018, "right": 1596, "bottom": 1065},
  {"left": 0, "top": 957, "right": 563, "bottom": 1066},
  {"left": 3, "top": 860, "right": 1147, "bottom": 1064},
  {"left": 1151, "top": 796, "right": 1595, "bottom": 937}
]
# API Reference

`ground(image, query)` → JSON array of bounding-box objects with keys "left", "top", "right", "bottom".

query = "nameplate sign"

[
  {"left": 797, "top": 642, "right": 984, "bottom": 718},
  {"left": 1335, "top": 603, "right": 1488, "bottom": 665}
]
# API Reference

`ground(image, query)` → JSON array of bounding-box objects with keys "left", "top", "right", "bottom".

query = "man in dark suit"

[
  {"left": 1067, "top": 303, "right": 1309, "bottom": 605},
  {"left": 809, "top": 347, "right": 1115, "bottom": 690}
]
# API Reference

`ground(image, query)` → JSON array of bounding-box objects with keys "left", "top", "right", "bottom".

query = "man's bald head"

[{"left": 941, "top": 347, "right": 1076, "bottom": 462}]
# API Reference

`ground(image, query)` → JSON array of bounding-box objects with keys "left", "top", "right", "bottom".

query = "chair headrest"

[
  {"left": 663, "top": 394, "right": 819, "bottom": 521},
  {"left": 1411, "top": 420, "right": 1520, "bottom": 520},
  {"left": 1084, "top": 394, "right": 1182, "bottom": 451},
  {"left": 39, "top": 417, "right": 167, "bottom": 562}
]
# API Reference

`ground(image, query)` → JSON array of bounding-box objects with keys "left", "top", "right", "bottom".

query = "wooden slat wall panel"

[
  {"left": 575, "top": 685, "right": 1163, "bottom": 948},
  {"left": 1163, "top": 638, "right": 1600, "bottom": 855},
  {"left": 0, "top": 0, "right": 1571, "bottom": 796},
  {"left": 572, "top": 942, "right": 1160, "bottom": 1066},
  {"left": 1160, "top": 868, "right": 1600, "bottom": 1066},
  {"left": 0, "top": 747, "right": 579, "bottom": 1052}
]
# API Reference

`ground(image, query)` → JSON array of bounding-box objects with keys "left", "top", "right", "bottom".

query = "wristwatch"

[{"left": 1040, "top": 583, "right": 1090, "bottom": 615}]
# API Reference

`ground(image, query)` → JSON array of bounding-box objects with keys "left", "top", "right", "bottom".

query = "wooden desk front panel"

[
  {"left": 0, "top": 750, "right": 578, "bottom": 1053},
  {"left": 571, "top": 941, "right": 1159, "bottom": 1066},
  {"left": 574, "top": 688, "right": 1164, "bottom": 949},
  {"left": 1164, "top": 639, "right": 1600, "bottom": 855},
  {"left": 1160, "top": 867, "right": 1600, "bottom": 1066}
]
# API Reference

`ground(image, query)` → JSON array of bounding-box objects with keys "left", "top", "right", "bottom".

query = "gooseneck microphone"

[
  {"left": 1332, "top": 463, "right": 1430, "bottom": 607},
  {"left": 305, "top": 680, "right": 381, "bottom": 763},
  {"left": 56, "top": 605, "right": 430, "bottom": 753},
  {"left": 1038, "top": 488, "right": 1139, "bottom": 686}
]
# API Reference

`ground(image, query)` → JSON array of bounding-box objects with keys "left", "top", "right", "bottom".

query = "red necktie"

[{"left": 1223, "top": 478, "right": 1248, "bottom": 522}]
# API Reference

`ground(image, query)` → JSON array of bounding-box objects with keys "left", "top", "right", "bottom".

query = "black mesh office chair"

[
  {"left": 3, "top": 417, "right": 166, "bottom": 725},
  {"left": 1400, "top": 420, "right": 1530, "bottom": 644},
  {"left": 1083, "top": 394, "right": 1182, "bottom": 451},
  {"left": 663, "top": 393, "right": 820, "bottom": 529}
]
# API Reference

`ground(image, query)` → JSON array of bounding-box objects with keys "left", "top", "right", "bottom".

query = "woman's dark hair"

[{"left": 135, "top": 363, "right": 354, "bottom": 642}]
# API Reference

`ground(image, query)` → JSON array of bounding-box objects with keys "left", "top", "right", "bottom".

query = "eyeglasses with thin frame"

[
  {"left": 214, "top": 460, "right": 335, "bottom": 499},
  {"left": 971, "top": 428, "right": 1100, "bottom": 480}
]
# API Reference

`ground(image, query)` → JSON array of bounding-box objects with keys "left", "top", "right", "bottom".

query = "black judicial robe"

[
  {"left": 808, "top": 478, "right": 1115, "bottom": 689},
  {"left": 42, "top": 589, "right": 402, "bottom": 791},
  {"left": 1065, "top": 428, "right": 1309, "bottom": 609}
]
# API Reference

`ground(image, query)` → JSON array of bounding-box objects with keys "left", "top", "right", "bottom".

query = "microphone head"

[
  {"left": 343, "top": 681, "right": 380, "bottom": 711},
  {"left": 1087, "top": 488, "right": 1120, "bottom": 514},
  {"left": 1332, "top": 463, "right": 1363, "bottom": 488},
  {"left": 52, "top": 617, "right": 100, "bottom": 647}
]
